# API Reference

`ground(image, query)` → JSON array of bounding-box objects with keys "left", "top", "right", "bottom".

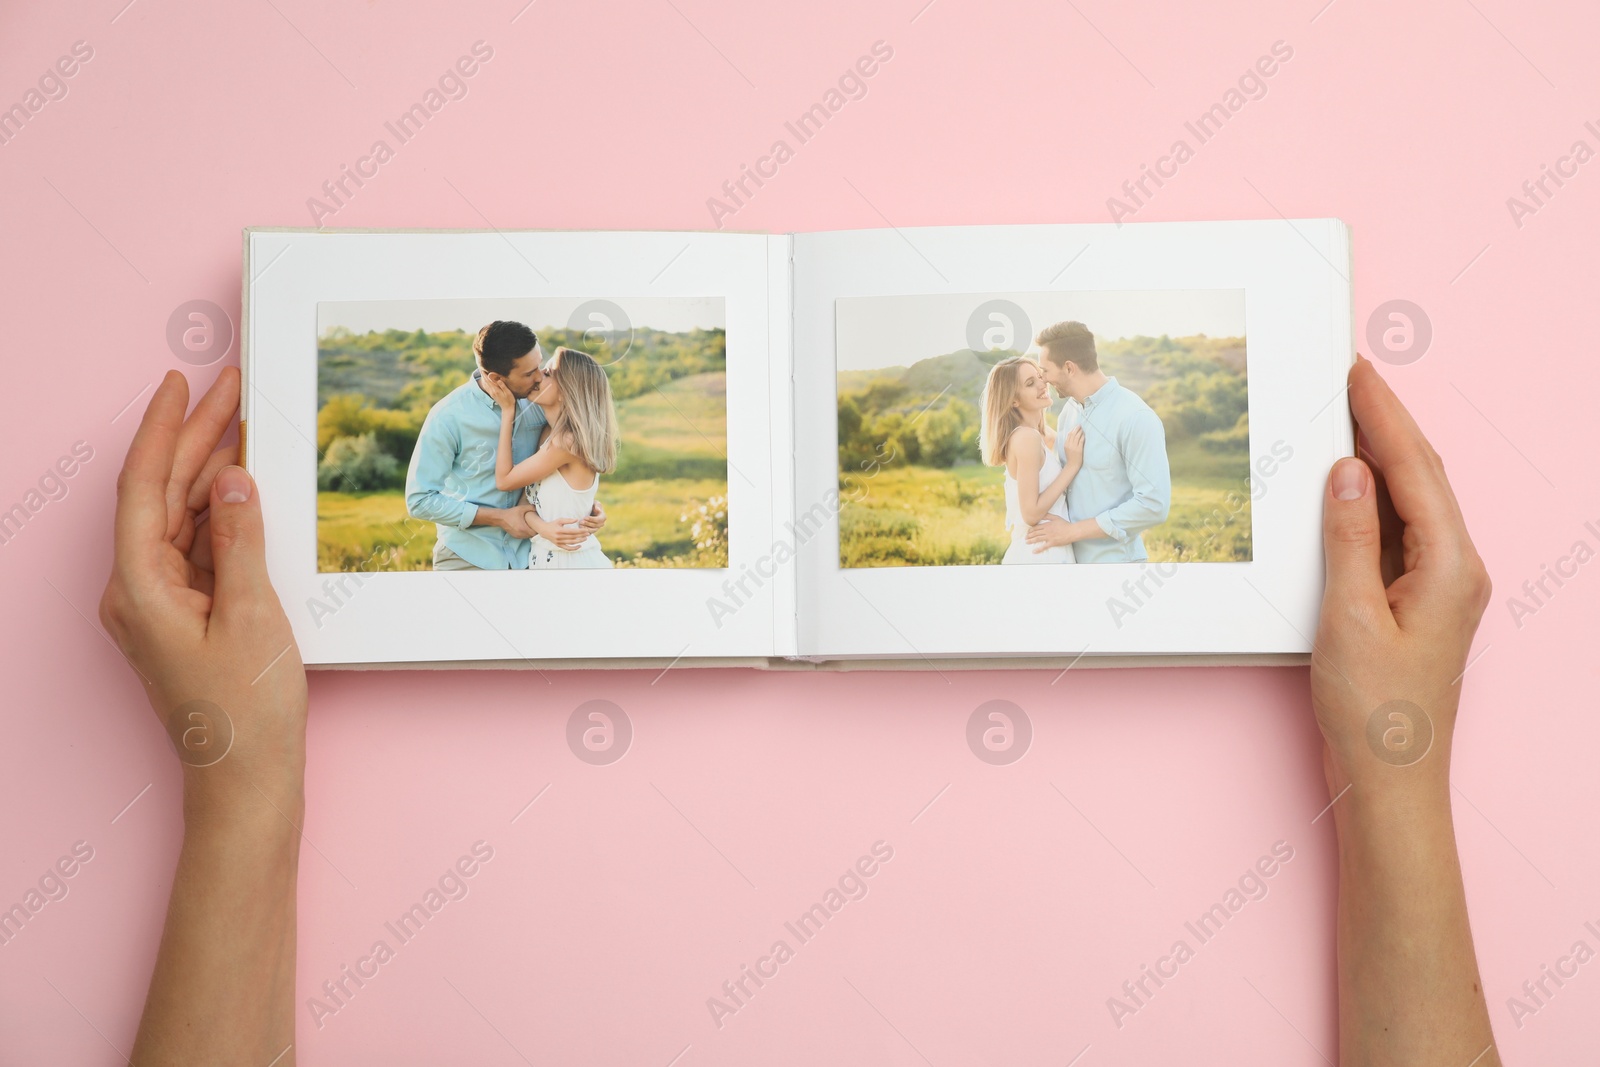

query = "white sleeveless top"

[
  {"left": 1002, "top": 440, "right": 1075, "bottom": 565},
  {"left": 525, "top": 468, "right": 612, "bottom": 569}
]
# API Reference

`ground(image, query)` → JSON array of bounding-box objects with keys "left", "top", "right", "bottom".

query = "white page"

[
  {"left": 245, "top": 228, "right": 781, "bottom": 666},
  {"left": 792, "top": 221, "right": 1353, "bottom": 659}
]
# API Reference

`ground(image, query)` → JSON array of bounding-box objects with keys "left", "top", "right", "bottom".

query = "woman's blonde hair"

[
  {"left": 547, "top": 347, "right": 619, "bottom": 474},
  {"left": 978, "top": 356, "right": 1034, "bottom": 467}
]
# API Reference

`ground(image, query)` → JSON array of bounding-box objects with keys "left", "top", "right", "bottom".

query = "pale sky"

[
  {"left": 318, "top": 296, "right": 725, "bottom": 338},
  {"left": 836, "top": 289, "right": 1246, "bottom": 372}
]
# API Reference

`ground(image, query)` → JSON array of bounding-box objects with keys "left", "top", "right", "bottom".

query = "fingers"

[
  {"left": 1360, "top": 438, "right": 1406, "bottom": 586},
  {"left": 186, "top": 445, "right": 240, "bottom": 516},
  {"left": 1322, "top": 457, "right": 1392, "bottom": 623},
  {"left": 165, "top": 367, "right": 241, "bottom": 540},
  {"left": 171, "top": 445, "right": 239, "bottom": 556},
  {"left": 548, "top": 520, "right": 588, "bottom": 547},
  {"left": 207, "top": 466, "right": 274, "bottom": 625},
  {"left": 114, "top": 371, "right": 189, "bottom": 574},
  {"left": 189, "top": 512, "right": 215, "bottom": 577},
  {"left": 1347, "top": 358, "right": 1469, "bottom": 555}
]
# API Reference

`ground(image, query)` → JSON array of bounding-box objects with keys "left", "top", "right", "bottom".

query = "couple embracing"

[
  {"left": 405, "top": 320, "right": 619, "bottom": 570},
  {"left": 979, "top": 320, "right": 1172, "bottom": 565}
]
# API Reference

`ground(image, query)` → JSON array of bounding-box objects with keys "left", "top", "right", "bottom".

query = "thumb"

[
  {"left": 209, "top": 465, "right": 273, "bottom": 615},
  {"left": 1322, "top": 457, "right": 1388, "bottom": 618}
]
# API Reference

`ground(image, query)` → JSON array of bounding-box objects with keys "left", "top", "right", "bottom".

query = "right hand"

[
  {"left": 495, "top": 502, "right": 540, "bottom": 540},
  {"left": 1062, "top": 426, "right": 1085, "bottom": 466},
  {"left": 1311, "top": 356, "right": 1492, "bottom": 794}
]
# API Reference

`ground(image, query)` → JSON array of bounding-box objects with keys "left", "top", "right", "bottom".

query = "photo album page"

[
  {"left": 790, "top": 221, "right": 1353, "bottom": 663},
  {"left": 245, "top": 229, "right": 791, "bottom": 667},
  {"left": 243, "top": 221, "right": 1352, "bottom": 669}
]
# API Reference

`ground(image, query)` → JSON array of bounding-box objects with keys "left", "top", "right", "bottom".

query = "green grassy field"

[
  {"left": 610, "top": 372, "right": 728, "bottom": 482},
  {"left": 318, "top": 477, "right": 730, "bottom": 571},
  {"left": 316, "top": 372, "right": 729, "bottom": 571},
  {"left": 839, "top": 437, "right": 1251, "bottom": 567}
]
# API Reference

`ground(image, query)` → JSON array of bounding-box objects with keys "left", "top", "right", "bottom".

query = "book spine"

[{"left": 769, "top": 233, "right": 800, "bottom": 658}]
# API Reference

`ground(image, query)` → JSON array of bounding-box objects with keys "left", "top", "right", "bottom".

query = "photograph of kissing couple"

[
  {"left": 837, "top": 289, "right": 1251, "bottom": 567},
  {"left": 315, "top": 297, "right": 728, "bottom": 573}
]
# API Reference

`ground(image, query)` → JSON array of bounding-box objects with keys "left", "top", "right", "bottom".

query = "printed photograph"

[
  {"left": 836, "top": 289, "right": 1250, "bottom": 567},
  {"left": 316, "top": 297, "right": 728, "bottom": 572}
]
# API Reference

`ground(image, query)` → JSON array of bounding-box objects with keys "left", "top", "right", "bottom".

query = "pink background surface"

[{"left": 3, "top": 0, "right": 1598, "bottom": 1063}]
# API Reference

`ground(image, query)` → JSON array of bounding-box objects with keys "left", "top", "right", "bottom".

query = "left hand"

[
  {"left": 482, "top": 374, "right": 516, "bottom": 413},
  {"left": 1025, "top": 514, "right": 1074, "bottom": 550},
  {"left": 528, "top": 513, "right": 591, "bottom": 548},
  {"left": 579, "top": 501, "right": 607, "bottom": 532},
  {"left": 99, "top": 368, "right": 307, "bottom": 804}
]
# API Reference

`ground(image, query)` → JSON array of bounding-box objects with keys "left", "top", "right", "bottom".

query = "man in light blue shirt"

[
  {"left": 1027, "top": 321, "right": 1171, "bottom": 562},
  {"left": 405, "top": 320, "right": 604, "bottom": 570}
]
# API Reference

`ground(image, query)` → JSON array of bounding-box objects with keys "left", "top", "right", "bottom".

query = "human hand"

[
  {"left": 579, "top": 500, "right": 607, "bottom": 532},
  {"left": 1311, "top": 356, "right": 1491, "bottom": 793},
  {"left": 482, "top": 374, "right": 517, "bottom": 413},
  {"left": 98, "top": 369, "right": 307, "bottom": 808},
  {"left": 1025, "top": 514, "right": 1074, "bottom": 550},
  {"left": 498, "top": 502, "right": 539, "bottom": 540},
  {"left": 1062, "top": 426, "right": 1085, "bottom": 468},
  {"left": 528, "top": 511, "right": 590, "bottom": 548}
]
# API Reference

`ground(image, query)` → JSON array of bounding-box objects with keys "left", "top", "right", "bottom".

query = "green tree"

[
  {"left": 916, "top": 399, "right": 975, "bottom": 468},
  {"left": 870, "top": 411, "right": 922, "bottom": 466},
  {"left": 1146, "top": 370, "right": 1246, "bottom": 439},
  {"left": 317, "top": 394, "right": 372, "bottom": 451},
  {"left": 837, "top": 396, "right": 880, "bottom": 471},
  {"left": 316, "top": 393, "right": 420, "bottom": 460},
  {"left": 1200, "top": 411, "right": 1250, "bottom": 453},
  {"left": 837, "top": 395, "right": 863, "bottom": 441},
  {"left": 318, "top": 433, "right": 403, "bottom": 492}
]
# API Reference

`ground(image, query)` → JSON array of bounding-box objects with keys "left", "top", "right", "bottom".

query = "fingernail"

[
  {"left": 1331, "top": 458, "right": 1368, "bottom": 501},
  {"left": 216, "top": 465, "right": 253, "bottom": 504}
]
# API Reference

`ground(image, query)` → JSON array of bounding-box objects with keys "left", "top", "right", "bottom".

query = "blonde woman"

[
  {"left": 484, "top": 346, "right": 619, "bottom": 569},
  {"left": 978, "top": 356, "right": 1085, "bottom": 565}
]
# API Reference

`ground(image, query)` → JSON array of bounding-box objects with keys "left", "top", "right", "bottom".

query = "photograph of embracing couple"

[
  {"left": 409, "top": 320, "right": 617, "bottom": 571},
  {"left": 979, "top": 320, "right": 1171, "bottom": 565},
  {"left": 314, "top": 296, "right": 729, "bottom": 573},
  {"left": 837, "top": 289, "right": 1251, "bottom": 567}
]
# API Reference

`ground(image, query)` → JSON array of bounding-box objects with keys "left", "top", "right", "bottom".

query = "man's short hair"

[
  {"left": 1036, "top": 321, "right": 1098, "bottom": 373},
  {"left": 474, "top": 320, "right": 538, "bottom": 376}
]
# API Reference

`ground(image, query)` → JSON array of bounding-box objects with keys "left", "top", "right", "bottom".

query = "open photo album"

[{"left": 241, "top": 220, "right": 1353, "bottom": 669}]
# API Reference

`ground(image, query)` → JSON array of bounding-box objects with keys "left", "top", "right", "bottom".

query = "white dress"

[
  {"left": 526, "top": 468, "right": 613, "bottom": 569},
  {"left": 1001, "top": 442, "right": 1077, "bottom": 565}
]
